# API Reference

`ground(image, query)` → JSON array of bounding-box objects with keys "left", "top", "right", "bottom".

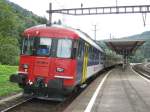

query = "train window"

[
  {"left": 77, "top": 40, "right": 84, "bottom": 59},
  {"left": 50, "top": 39, "right": 57, "bottom": 57},
  {"left": 22, "top": 38, "right": 27, "bottom": 54},
  {"left": 72, "top": 40, "right": 78, "bottom": 58},
  {"left": 100, "top": 52, "right": 104, "bottom": 64},
  {"left": 57, "top": 39, "right": 72, "bottom": 58},
  {"left": 36, "top": 38, "right": 52, "bottom": 56},
  {"left": 22, "top": 37, "right": 52, "bottom": 56},
  {"left": 99, "top": 52, "right": 101, "bottom": 64},
  {"left": 77, "top": 41, "right": 82, "bottom": 58},
  {"left": 22, "top": 37, "right": 34, "bottom": 55}
]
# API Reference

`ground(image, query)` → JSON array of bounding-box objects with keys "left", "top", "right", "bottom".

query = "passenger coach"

[{"left": 10, "top": 25, "right": 105, "bottom": 100}]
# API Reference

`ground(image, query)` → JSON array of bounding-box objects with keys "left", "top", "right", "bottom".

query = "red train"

[{"left": 10, "top": 25, "right": 106, "bottom": 100}]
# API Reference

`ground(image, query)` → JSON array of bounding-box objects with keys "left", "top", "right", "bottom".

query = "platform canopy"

[{"left": 104, "top": 39, "right": 145, "bottom": 56}]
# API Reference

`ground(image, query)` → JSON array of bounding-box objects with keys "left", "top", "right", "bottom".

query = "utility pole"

[
  {"left": 48, "top": 3, "right": 52, "bottom": 26},
  {"left": 116, "top": 0, "right": 118, "bottom": 6},
  {"left": 93, "top": 25, "right": 97, "bottom": 40},
  {"left": 110, "top": 33, "right": 112, "bottom": 39},
  {"left": 116, "top": 0, "right": 119, "bottom": 13}
]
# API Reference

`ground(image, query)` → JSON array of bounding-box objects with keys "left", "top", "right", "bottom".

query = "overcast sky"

[{"left": 9, "top": 0, "right": 150, "bottom": 40}]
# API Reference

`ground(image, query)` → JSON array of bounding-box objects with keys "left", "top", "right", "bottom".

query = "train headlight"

[
  {"left": 56, "top": 67, "right": 64, "bottom": 72},
  {"left": 28, "top": 80, "right": 33, "bottom": 85}
]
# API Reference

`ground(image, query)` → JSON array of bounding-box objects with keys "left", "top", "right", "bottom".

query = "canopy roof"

[{"left": 105, "top": 39, "right": 145, "bottom": 56}]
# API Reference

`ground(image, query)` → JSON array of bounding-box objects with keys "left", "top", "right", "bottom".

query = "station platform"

[{"left": 63, "top": 66, "right": 150, "bottom": 112}]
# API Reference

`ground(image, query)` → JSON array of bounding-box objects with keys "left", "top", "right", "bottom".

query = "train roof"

[
  {"left": 24, "top": 24, "right": 104, "bottom": 52},
  {"left": 24, "top": 24, "right": 78, "bottom": 39},
  {"left": 71, "top": 28, "right": 104, "bottom": 52}
]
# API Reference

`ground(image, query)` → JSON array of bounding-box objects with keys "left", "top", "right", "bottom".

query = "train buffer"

[{"left": 64, "top": 65, "right": 150, "bottom": 112}]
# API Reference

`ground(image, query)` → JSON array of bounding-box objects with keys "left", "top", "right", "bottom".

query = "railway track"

[
  {"left": 1, "top": 97, "right": 33, "bottom": 112},
  {"left": 133, "top": 64, "right": 150, "bottom": 80},
  {"left": 0, "top": 95, "right": 75, "bottom": 112},
  {"left": 0, "top": 82, "right": 88, "bottom": 112},
  {"left": 0, "top": 91, "right": 82, "bottom": 112}
]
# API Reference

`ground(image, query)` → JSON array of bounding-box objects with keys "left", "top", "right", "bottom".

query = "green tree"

[
  {"left": 0, "top": 0, "right": 18, "bottom": 37},
  {"left": 0, "top": 0, "right": 47, "bottom": 65},
  {"left": 0, "top": 44, "right": 19, "bottom": 65}
]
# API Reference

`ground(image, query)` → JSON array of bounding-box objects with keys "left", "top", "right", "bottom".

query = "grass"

[{"left": 0, "top": 65, "right": 22, "bottom": 97}]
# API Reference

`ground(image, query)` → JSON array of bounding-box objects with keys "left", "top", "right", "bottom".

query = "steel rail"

[
  {"left": 1, "top": 98, "right": 33, "bottom": 112},
  {"left": 133, "top": 65, "right": 150, "bottom": 80}
]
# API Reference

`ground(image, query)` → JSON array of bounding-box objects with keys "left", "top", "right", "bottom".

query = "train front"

[{"left": 10, "top": 26, "right": 78, "bottom": 100}]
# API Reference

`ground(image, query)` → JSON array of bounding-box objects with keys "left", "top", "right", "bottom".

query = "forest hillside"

[{"left": 0, "top": 0, "right": 47, "bottom": 65}]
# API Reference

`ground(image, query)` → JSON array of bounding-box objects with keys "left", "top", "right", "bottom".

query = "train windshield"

[
  {"left": 22, "top": 37, "right": 52, "bottom": 56},
  {"left": 22, "top": 37, "right": 73, "bottom": 58},
  {"left": 57, "top": 39, "right": 72, "bottom": 58}
]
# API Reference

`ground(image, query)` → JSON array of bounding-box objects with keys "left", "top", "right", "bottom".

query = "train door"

[
  {"left": 76, "top": 40, "right": 84, "bottom": 84},
  {"left": 76, "top": 40, "right": 89, "bottom": 84},
  {"left": 81, "top": 43, "right": 89, "bottom": 83}
]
